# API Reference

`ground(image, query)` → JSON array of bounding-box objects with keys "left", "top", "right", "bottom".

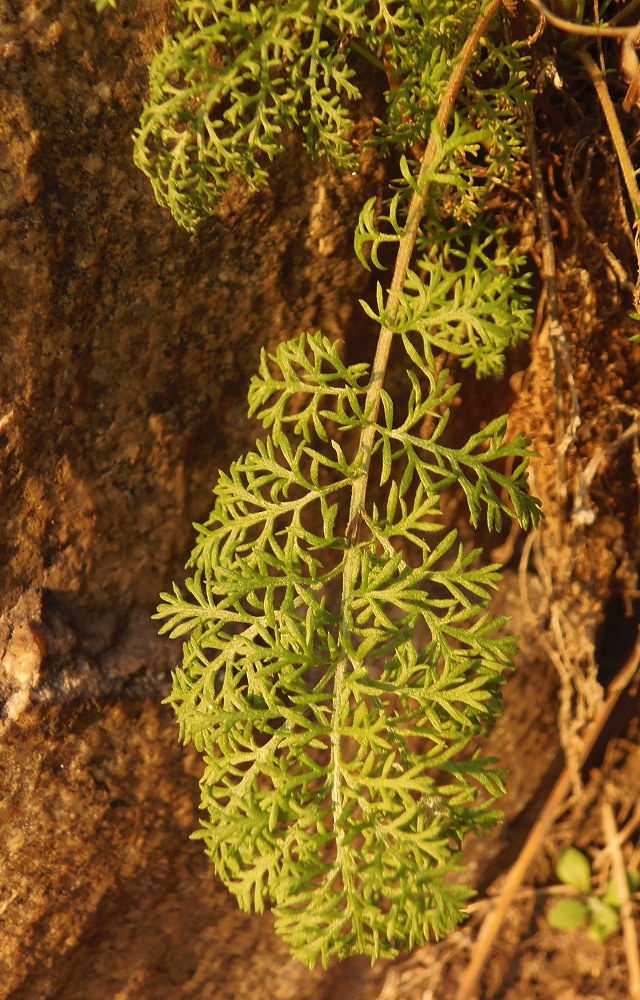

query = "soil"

[{"left": 1, "top": 3, "right": 640, "bottom": 1000}]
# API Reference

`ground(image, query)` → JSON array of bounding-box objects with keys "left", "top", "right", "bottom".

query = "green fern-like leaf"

[
  {"left": 150, "top": 0, "right": 541, "bottom": 969},
  {"left": 157, "top": 332, "right": 540, "bottom": 966},
  {"left": 133, "top": 0, "right": 529, "bottom": 231},
  {"left": 366, "top": 1, "right": 529, "bottom": 174},
  {"left": 134, "top": 0, "right": 368, "bottom": 230}
]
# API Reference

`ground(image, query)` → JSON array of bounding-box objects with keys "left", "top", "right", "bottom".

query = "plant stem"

[
  {"left": 330, "top": 0, "right": 504, "bottom": 889},
  {"left": 602, "top": 799, "right": 640, "bottom": 999},
  {"left": 527, "top": 0, "right": 640, "bottom": 38},
  {"left": 576, "top": 48, "right": 640, "bottom": 220},
  {"left": 456, "top": 632, "right": 640, "bottom": 1000},
  {"left": 609, "top": 0, "right": 640, "bottom": 26},
  {"left": 321, "top": 16, "right": 385, "bottom": 71},
  {"left": 346, "top": 0, "right": 504, "bottom": 532}
]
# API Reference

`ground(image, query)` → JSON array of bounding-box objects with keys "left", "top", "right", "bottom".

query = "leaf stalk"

[
  {"left": 332, "top": 0, "right": 505, "bottom": 887},
  {"left": 345, "top": 0, "right": 505, "bottom": 534}
]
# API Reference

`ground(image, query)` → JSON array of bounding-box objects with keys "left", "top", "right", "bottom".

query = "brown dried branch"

[
  {"left": 576, "top": 49, "right": 640, "bottom": 223},
  {"left": 572, "top": 414, "right": 640, "bottom": 525},
  {"left": 455, "top": 633, "right": 640, "bottom": 1000},
  {"left": 527, "top": 0, "right": 640, "bottom": 40},
  {"left": 601, "top": 798, "right": 640, "bottom": 1000}
]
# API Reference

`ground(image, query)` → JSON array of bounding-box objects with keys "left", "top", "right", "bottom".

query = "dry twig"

[
  {"left": 594, "top": 802, "right": 640, "bottom": 869},
  {"left": 455, "top": 632, "right": 640, "bottom": 1000},
  {"left": 573, "top": 415, "right": 640, "bottom": 524},
  {"left": 527, "top": 0, "right": 640, "bottom": 40},
  {"left": 576, "top": 49, "right": 640, "bottom": 222},
  {"left": 601, "top": 798, "right": 640, "bottom": 1000}
]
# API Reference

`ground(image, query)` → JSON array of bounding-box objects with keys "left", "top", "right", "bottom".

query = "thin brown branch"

[
  {"left": 527, "top": 0, "right": 640, "bottom": 39},
  {"left": 564, "top": 140, "right": 636, "bottom": 295},
  {"left": 602, "top": 799, "right": 640, "bottom": 1000},
  {"left": 610, "top": 0, "right": 640, "bottom": 26},
  {"left": 572, "top": 415, "right": 640, "bottom": 524},
  {"left": 455, "top": 632, "right": 640, "bottom": 1000},
  {"left": 593, "top": 801, "right": 640, "bottom": 868},
  {"left": 576, "top": 49, "right": 640, "bottom": 222}
]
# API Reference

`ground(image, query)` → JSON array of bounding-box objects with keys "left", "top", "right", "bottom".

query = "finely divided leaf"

[{"left": 157, "top": 330, "right": 539, "bottom": 966}]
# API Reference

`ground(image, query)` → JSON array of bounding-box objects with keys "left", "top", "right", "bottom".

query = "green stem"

[
  {"left": 330, "top": 0, "right": 504, "bottom": 884},
  {"left": 321, "top": 16, "right": 386, "bottom": 71},
  {"left": 347, "top": 0, "right": 504, "bottom": 532},
  {"left": 576, "top": 48, "right": 640, "bottom": 221}
]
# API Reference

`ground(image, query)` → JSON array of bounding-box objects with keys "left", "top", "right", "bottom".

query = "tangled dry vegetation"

[{"left": 374, "top": 8, "right": 640, "bottom": 997}]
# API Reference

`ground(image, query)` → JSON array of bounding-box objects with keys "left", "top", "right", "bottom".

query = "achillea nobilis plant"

[{"left": 96, "top": 0, "right": 543, "bottom": 967}]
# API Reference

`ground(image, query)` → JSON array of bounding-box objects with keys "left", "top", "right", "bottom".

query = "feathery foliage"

[
  {"left": 158, "top": 328, "right": 539, "bottom": 965},
  {"left": 95, "top": 0, "right": 542, "bottom": 967},
  {"left": 129, "top": 0, "right": 530, "bottom": 231}
]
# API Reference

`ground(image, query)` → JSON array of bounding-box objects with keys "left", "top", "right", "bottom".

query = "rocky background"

[
  {"left": 2, "top": 2, "right": 640, "bottom": 1000},
  {"left": 0, "top": 2, "right": 397, "bottom": 996},
  {"left": 0, "top": 0, "right": 377, "bottom": 995}
]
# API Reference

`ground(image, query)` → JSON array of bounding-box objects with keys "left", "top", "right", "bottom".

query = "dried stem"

[
  {"left": 564, "top": 140, "right": 636, "bottom": 295},
  {"left": 576, "top": 49, "right": 640, "bottom": 223},
  {"left": 602, "top": 798, "right": 640, "bottom": 1000},
  {"left": 527, "top": 0, "right": 640, "bottom": 39},
  {"left": 455, "top": 632, "right": 640, "bottom": 1000},
  {"left": 333, "top": 0, "right": 505, "bottom": 883},
  {"left": 524, "top": 113, "right": 580, "bottom": 509}
]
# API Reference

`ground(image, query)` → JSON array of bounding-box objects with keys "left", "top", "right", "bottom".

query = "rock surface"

[
  {"left": 4, "top": 3, "right": 638, "bottom": 1000},
  {"left": 1, "top": 2, "right": 386, "bottom": 996}
]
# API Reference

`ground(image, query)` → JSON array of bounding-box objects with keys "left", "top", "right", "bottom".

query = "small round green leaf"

[
  {"left": 602, "top": 878, "right": 621, "bottom": 909},
  {"left": 587, "top": 897, "right": 620, "bottom": 943},
  {"left": 547, "top": 898, "right": 590, "bottom": 931},
  {"left": 555, "top": 848, "right": 592, "bottom": 894}
]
